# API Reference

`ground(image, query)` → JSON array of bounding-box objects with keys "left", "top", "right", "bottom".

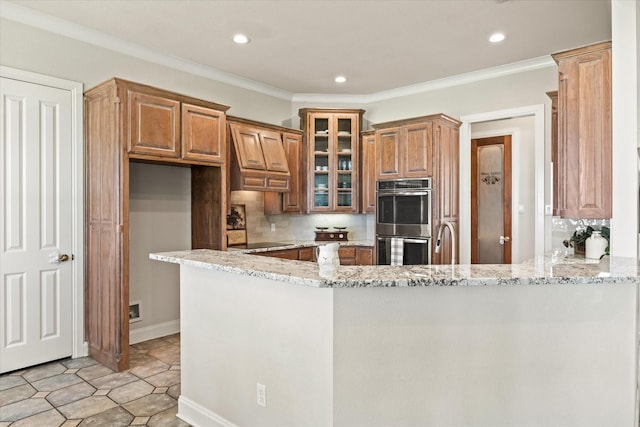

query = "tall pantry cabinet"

[{"left": 84, "top": 78, "right": 229, "bottom": 371}]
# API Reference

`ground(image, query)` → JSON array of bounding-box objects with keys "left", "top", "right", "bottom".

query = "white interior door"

[{"left": 1, "top": 77, "right": 74, "bottom": 373}]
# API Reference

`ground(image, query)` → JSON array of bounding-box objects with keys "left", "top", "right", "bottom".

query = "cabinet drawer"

[
  {"left": 267, "top": 177, "right": 290, "bottom": 191},
  {"left": 240, "top": 176, "right": 266, "bottom": 190}
]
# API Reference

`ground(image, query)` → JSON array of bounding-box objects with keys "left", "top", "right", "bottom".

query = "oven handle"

[
  {"left": 377, "top": 191, "right": 431, "bottom": 196},
  {"left": 402, "top": 238, "right": 430, "bottom": 244}
]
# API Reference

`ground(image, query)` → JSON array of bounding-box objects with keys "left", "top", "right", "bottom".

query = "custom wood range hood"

[{"left": 227, "top": 116, "right": 296, "bottom": 192}]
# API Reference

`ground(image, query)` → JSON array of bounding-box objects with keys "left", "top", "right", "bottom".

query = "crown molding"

[
  {"left": 0, "top": 1, "right": 293, "bottom": 101},
  {"left": 2, "top": 1, "right": 555, "bottom": 104},
  {"left": 293, "top": 55, "right": 556, "bottom": 104}
]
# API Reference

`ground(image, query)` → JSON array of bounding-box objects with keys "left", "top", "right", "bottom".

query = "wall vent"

[{"left": 129, "top": 301, "right": 142, "bottom": 323}]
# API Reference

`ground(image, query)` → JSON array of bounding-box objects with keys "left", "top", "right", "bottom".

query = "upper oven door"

[{"left": 394, "top": 191, "right": 431, "bottom": 237}]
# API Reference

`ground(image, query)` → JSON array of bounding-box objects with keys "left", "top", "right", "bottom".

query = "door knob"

[
  {"left": 49, "top": 252, "right": 71, "bottom": 264},
  {"left": 499, "top": 236, "right": 511, "bottom": 245},
  {"left": 58, "top": 254, "right": 70, "bottom": 262}
]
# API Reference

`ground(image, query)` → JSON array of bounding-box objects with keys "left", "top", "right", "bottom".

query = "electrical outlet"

[
  {"left": 271, "top": 223, "right": 276, "bottom": 232},
  {"left": 257, "top": 383, "right": 266, "bottom": 407}
]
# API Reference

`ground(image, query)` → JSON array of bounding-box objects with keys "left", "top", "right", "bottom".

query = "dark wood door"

[{"left": 471, "top": 135, "right": 512, "bottom": 264}]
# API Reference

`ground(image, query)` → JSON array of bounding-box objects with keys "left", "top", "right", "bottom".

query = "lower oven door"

[{"left": 377, "top": 236, "right": 431, "bottom": 265}]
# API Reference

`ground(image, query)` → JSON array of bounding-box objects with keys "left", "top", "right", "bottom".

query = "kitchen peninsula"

[{"left": 151, "top": 249, "right": 639, "bottom": 427}]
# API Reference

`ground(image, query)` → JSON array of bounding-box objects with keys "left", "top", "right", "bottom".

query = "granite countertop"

[
  {"left": 226, "top": 240, "right": 375, "bottom": 254},
  {"left": 150, "top": 249, "right": 640, "bottom": 288}
]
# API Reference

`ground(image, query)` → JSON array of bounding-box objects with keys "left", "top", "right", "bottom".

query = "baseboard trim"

[
  {"left": 129, "top": 319, "right": 180, "bottom": 345},
  {"left": 178, "top": 395, "right": 238, "bottom": 427}
]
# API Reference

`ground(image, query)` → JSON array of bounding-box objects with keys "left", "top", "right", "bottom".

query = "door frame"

[
  {"left": 0, "top": 66, "right": 86, "bottom": 359},
  {"left": 459, "top": 105, "right": 545, "bottom": 264}
]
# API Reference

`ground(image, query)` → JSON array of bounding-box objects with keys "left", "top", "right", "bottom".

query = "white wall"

[
  {"left": 0, "top": 18, "right": 291, "bottom": 124},
  {"left": 611, "top": 0, "right": 639, "bottom": 257},
  {"left": 471, "top": 116, "right": 536, "bottom": 263},
  {"left": 129, "top": 163, "right": 191, "bottom": 342},
  {"left": 179, "top": 266, "right": 334, "bottom": 427},
  {"left": 333, "top": 284, "right": 638, "bottom": 427}
]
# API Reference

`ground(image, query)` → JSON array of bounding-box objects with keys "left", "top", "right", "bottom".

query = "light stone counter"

[{"left": 150, "top": 249, "right": 640, "bottom": 288}]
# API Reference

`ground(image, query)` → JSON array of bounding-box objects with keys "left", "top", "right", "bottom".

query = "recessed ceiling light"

[
  {"left": 233, "top": 34, "right": 250, "bottom": 44},
  {"left": 489, "top": 32, "right": 506, "bottom": 43},
  {"left": 335, "top": 76, "right": 347, "bottom": 83}
]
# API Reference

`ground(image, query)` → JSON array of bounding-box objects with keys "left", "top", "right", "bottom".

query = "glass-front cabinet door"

[{"left": 301, "top": 109, "right": 363, "bottom": 213}]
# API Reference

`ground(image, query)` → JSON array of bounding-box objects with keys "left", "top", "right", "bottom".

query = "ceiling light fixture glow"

[
  {"left": 489, "top": 32, "right": 506, "bottom": 43},
  {"left": 233, "top": 34, "right": 250, "bottom": 44},
  {"left": 335, "top": 76, "right": 347, "bottom": 83}
]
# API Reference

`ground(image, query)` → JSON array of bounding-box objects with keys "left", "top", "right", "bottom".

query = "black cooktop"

[{"left": 233, "top": 242, "right": 291, "bottom": 250}]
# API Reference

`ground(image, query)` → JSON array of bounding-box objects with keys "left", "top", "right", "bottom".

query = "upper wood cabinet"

[
  {"left": 84, "top": 78, "right": 229, "bottom": 372},
  {"left": 228, "top": 120, "right": 291, "bottom": 192},
  {"left": 182, "top": 103, "right": 225, "bottom": 164},
  {"left": 127, "top": 85, "right": 227, "bottom": 165},
  {"left": 552, "top": 41, "right": 612, "bottom": 219},
  {"left": 300, "top": 108, "right": 364, "bottom": 213},
  {"left": 360, "top": 130, "right": 376, "bottom": 213},
  {"left": 128, "top": 91, "right": 180, "bottom": 158},
  {"left": 374, "top": 118, "right": 436, "bottom": 180}
]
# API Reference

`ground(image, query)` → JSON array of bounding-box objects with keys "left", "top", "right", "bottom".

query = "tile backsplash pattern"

[
  {"left": 229, "top": 191, "right": 375, "bottom": 243},
  {"left": 551, "top": 217, "right": 611, "bottom": 255}
]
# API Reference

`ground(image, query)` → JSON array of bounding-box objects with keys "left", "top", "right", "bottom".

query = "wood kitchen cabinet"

[
  {"left": 338, "top": 246, "right": 374, "bottom": 265},
  {"left": 127, "top": 84, "right": 226, "bottom": 165},
  {"left": 551, "top": 41, "right": 612, "bottom": 219},
  {"left": 84, "top": 78, "right": 229, "bottom": 371},
  {"left": 253, "top": 246, "right": 314, "bottom": 262},
  {"left": 360, "top": 130, "right": 376, "bottom": 213},
  {"left": 228, "top": 117, "right": 291, "bottom": 192},
  {"left": 373, "top": 114, "right": 461, "bottom": 264},
  {"left": 264, "top": 129, "right": 305, "bottom": 214},
  {"left": 300, "top": 108, "right": 364, "bottom": 213}
]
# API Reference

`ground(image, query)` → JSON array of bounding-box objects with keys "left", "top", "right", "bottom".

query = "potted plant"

[{"left": 563, "top": 226, "right": 610, "bottom": 257}]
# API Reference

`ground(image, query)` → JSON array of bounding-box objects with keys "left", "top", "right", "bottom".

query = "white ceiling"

[{"left": 4, "top": 0, "right": 611, "bottom": 97}]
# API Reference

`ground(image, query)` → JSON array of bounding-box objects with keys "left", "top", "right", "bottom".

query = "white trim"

[
  {"left": 0, "top": 65, "right": 86, "bottom": 358},
  {"left": 293, "top": 56, "right": 555, "bottom": 104},
  {"left": 178, "top": 395, "right": 239, "bottom": 427},
  {"left": 470, "top": 128, "right": 521, "bottom": 264},
  {"left": 129, "top": 319, "right": 180, "bottom": 345},
  {"left": 1, "top": 1, "right": 556, "bottom": 104},
  {"left": 0, "top": 1, "right": 292, "bottom": 101},
  {"left": 460, "top": 105, "right": 545, "bottom": 264}
]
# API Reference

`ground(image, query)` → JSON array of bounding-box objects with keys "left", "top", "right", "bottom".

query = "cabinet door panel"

[
  {"left": 260, "top": 130, "right": 289, "bottom": 173},
  {"left": 282, "top": 132, "right": 304, "bottom": 212},
  {"left": 361, "top": 132, "right": 376, "bottom": 213},
  {"left": 128, "top": 91, "right": 180, "bottom": 157},
  {"left": 182, "top": 103, "right": 225, "bottom": 164},
  {"left": 230, "top": 124, "right": 266, "bottom": 170},
  {"left": 376, "top": 128, "right": 401, "bottom": 179},
  {"left": 403, "top": 121, "right": 432, "bottom": 178}
]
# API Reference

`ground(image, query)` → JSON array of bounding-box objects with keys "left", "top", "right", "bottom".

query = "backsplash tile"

[
  {"left": 551, "top": 217, "right": 610, "bottom": 254},
  {"left": 229, "top": 191, "right": 375, "bottom": 243}
]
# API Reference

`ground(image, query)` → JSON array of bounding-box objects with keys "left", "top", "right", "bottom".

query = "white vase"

[{"left": 585, "top": 231, "right": 607, "bottom": 259}]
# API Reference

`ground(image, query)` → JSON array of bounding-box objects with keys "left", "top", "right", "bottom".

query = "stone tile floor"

[{"left": 0, "top": 334, "right": 190, "bottom": 426}]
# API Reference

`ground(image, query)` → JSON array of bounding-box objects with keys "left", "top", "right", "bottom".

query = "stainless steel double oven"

[{"left": 376, "top": 178, "right": 432, "bottom": 265}]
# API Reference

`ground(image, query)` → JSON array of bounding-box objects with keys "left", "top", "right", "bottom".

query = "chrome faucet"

[{"left": 434, "top": 221, "right": 456, "bottom": 264}]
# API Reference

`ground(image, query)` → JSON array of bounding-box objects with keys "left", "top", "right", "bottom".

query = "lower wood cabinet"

[{"left": 254, "top": 245, "right": 374, "bottom": 265}]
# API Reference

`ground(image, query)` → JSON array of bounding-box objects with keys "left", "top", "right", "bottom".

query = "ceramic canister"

[{"left": 585, "top": 230, "right": 608, "bottom": 259}]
